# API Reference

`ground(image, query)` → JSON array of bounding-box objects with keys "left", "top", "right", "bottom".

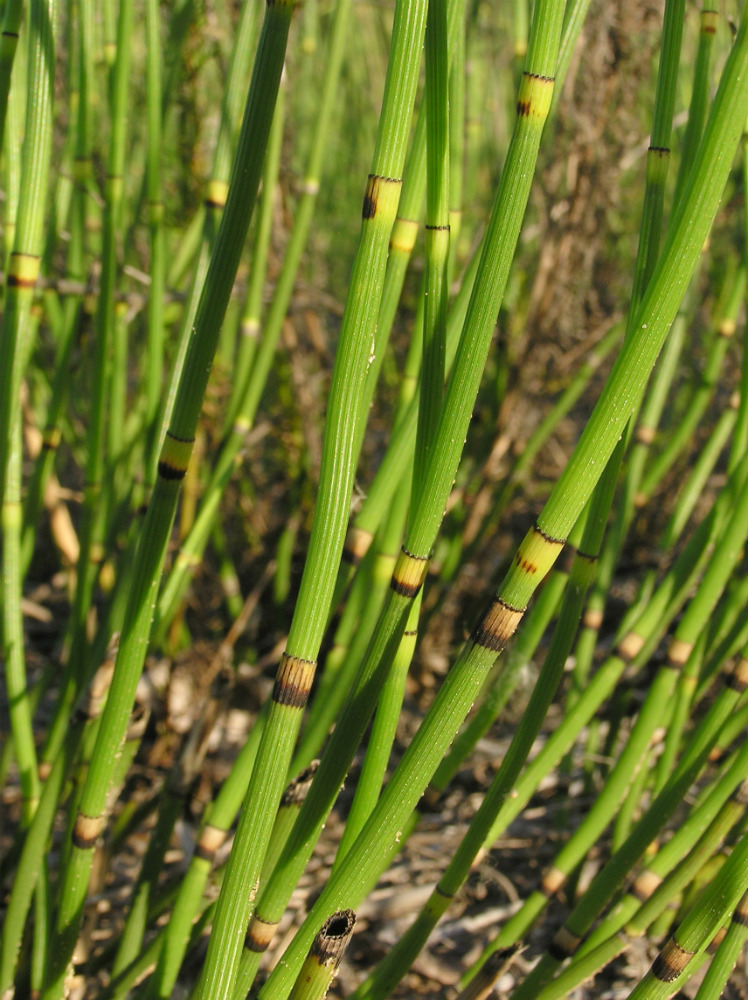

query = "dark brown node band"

[
  {"left": 516, "top": 71, "right": 554, "bottom": 116},
  {"left": 272, "top": 653, "right": 316, "bottom": 708},
  {"left": 157, "top": 460, "right": 187, "bottom": 481},
  {"left": 390, "top": 547, "right": 429, "bottom": 599},
  {"left": 390, "top": 576, "right": 422, "bottom": 599},
  {"left": 701, "top": 10, "right": 718, "bottom": 32},
  {"left": 7, "top": 254, "right": 41, "bottom": 288},
  {"left": 733, "top": 894, "right": 748, "bottom": 927},
  {"left": 652, "top": 939, "right": 695, "bottom": 982},
  {"left": 157, "top": 431, "right": 195, "bottom": 481},
  {"left": 727, "top": 658, "right": 748, "bottom": 692},
  {"left": 42, "top": 428, "right": 61, "bottom": 451},
  {"left": 548, "top": 926, "right": 581, "bottom": 961},
  {"left": 533, "top": 523, "right": 565, "bottom": 545},
  {"left": 245, "top": 915, "right": 278, "bottom": 953},
  {"left": 362, "top": 173, "right": 400, "bottom": 219},
  {"left": 472, "top": 597, "right": 524, "bottom": 652},
  {"left": 575, "top": 548, "right": 597, "bottom": 564},
  {"left": 362, "top": 174, "right": 378, "bottom": 219},
  {"left": 72, "top": 812, "right": 103, "bottom": 850}
]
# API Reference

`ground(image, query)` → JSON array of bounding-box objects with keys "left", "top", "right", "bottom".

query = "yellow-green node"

[
  {"left": 646, "top": 146, "right": 671, "bottom": 185},
  {"left": 390, "top": 216, "right": 419, "bottom": 254},
  {"left": 512, "top": 523, "right": 565, "bottom": 582},
  {"left": 516, "top": 72, "right": 554, "bottom": 121},
  {"left": 233, "top": 414, "right": 252, "bottom": 435},
  {"left": 1, "top": 500, "right": 21, "bottom": 529},
  {"left": 158, "top": 432, "right": 194, "bottom": 480},
  {"left": 7, "top": 252, "right": 41, "bottom": 288},
  {"left": 300, "top": 177, "right": 321, "bottom": 196},
  {"left": 362, "top": 173, "right": 402, "bottom": 222},
  {"left": 241, "top": 318, "right": 260, "bottom": 340},
  {"left": 391, "top": 547, "right": 429, "bottom": 598},
  {"left": 205, "top": 178, "right": 229, "bottom": 208},
  {"left": 425, "top": 225, "right": 450, "bottom": 257},
  {"left": 701, "top": 9, "right": 718, "bottom": 33}
]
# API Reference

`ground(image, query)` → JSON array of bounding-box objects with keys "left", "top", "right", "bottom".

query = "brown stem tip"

[{"left": 311, "top": 910, "right": 356, "bottom": 966}]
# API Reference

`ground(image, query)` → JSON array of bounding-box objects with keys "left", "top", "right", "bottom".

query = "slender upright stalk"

[
  {"left": 42, "top": 6, "right": 293, "bottom": 995},
  {"left": 190, "top": 5, "right": 429, "bottom": 998},
  {"left": 0, "top": 0, "right": 57, "bottom": 824}
]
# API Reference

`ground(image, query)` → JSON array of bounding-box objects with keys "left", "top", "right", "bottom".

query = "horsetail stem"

[
  {"left": 217, "top": 14, "right": 564, "bottom": 1000},
  {"left": 272, "top": 3, "right": 746, "bottom": 991},
  {"left": 286, "top": 911, "right": 356, "bottom": 1000},
  {"left": 5, "top": 3, "right": 748, "bottom": 999},
  {"left": 693, "top": 888, "right": 748, "bottom": 1000},
  {"left": 1, "top": 0, "right": 57, "bottom": 825},
  {"left": 41, "top": 5, "right": 293, "bottom": 994},
  {"left": 414, "top": 0, "right": 450, "bottom": 501},
  {"left": 190, "top": 5, "right": 429, "bottom": 997},
  {"left": 627, "top": 831, "right": 748, "bottom": 1000}
]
